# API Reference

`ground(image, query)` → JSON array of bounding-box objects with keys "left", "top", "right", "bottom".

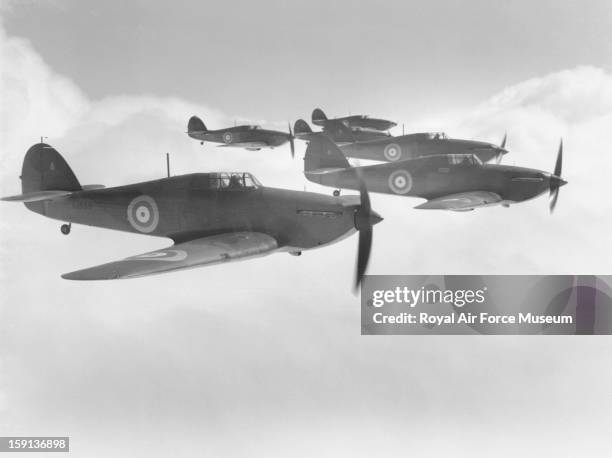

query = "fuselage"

[
  {"left": 314, "top": 116, "right": 396, "bottom": 131},
  {"left": 306, "top": 156, "right": 560, "bottom": 205},
  {"left": 340, "top": 133, "right": 507, "bottom": 163},
  {"left": 26, "top": 174, "right": 359, "bottom": 250},
  {"left": 318, "top": 123, "right": 389, "bottom": 144}
]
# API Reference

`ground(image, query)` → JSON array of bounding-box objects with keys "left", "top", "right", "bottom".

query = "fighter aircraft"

[
  {"left": 1, "top": 143, "right": 382, "bottom": 286},
  {"left": 295, "top": 119, "right": 508, "bottom": 164},
  {"left": 187, "top": 115, "right": 295, "bottom": 157},
  {"left": 303, "top": 134, "right": 566, "bottom": 212},
  {"left": 309, "top": 109, "right": 392, "bottom": 144},
  {"left": 312, "top": 108, "right": 397, "bottom": 132}
]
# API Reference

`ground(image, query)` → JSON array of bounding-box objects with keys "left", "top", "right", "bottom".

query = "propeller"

[
  {"left": 549, "top": 139, "right": 565, "bottom": 213},
  {"left": 495, "top": 132, "right": 507, "bottom": 164},
  {"left": 352, "top": 169, "right": 383, "bottom": 291},
  {"left": 288, "top": 122, "right": 295, "bottom": 159}
]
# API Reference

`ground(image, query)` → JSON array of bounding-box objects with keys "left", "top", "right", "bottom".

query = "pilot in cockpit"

[{"left": 228, "top": 175, "right": 243, "bottom": 188}]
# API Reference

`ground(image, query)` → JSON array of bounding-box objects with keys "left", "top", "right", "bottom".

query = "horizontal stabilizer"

[
  {"left": 415, "top": 191, "right": 502, "bottom": 211},
  {"left": 62, "top": 232, "right": 278, "bottom": 280},
  {"left": 1, "top": 190, "right": 74, "bottom": 202}
]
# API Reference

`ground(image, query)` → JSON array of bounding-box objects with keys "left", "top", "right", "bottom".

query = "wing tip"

[{"left": 61, "top": 271, "right": 120, "bottom": 280}]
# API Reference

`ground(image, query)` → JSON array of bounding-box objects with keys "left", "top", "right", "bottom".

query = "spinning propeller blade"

[
  {"left": 353, "top": 169, "right": 382, "bottom": 291},
  {"left": 288, "top": 122, "right": 295, "bottom": 159},
  {"left": 496, "top": 132, "right": 507, "bottom": 164},
  {"left": 549, "top": 139, "right": 565, "bottom": 213}
]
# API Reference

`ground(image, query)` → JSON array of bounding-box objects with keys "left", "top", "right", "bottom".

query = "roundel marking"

[
  {"left": 383, "top": 143, "right": 402, "bottom": 161},
  {"left": 223, "top": 132, "right": 233, "bottom": 144},
  {"left": 127, "top": 195, "right": 160, "bottom": 233},
  {"left": 388, "top": 169, "right": 413, "bottom": 195},
  {"left": 130, "top": 250, "right": 188, "bottom": 262}
]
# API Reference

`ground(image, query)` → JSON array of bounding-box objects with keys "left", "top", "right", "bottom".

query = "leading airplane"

[
  {"left": 187, "top": 115, "right": 296, "bottom": 157},
  {"left": 295, "top": 119, "right": 508, "bottom": 164},
  {"left": 303, "top": 134, "right": 566, "bottom": 212},
  {"left": 2, "top": 143, "right": 382, "bottom": 286}
]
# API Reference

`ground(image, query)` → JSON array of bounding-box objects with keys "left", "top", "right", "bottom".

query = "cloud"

[{"left": 1, "top": 18, "right": 612, "bottom": 458}]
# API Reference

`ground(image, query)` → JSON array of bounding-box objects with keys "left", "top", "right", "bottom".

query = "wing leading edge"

[
  {"left": 415, "top": 191, "right": 502, "bottom": 211},
  {"left": 62, "top": 232, "right": 278, "bottom": 280},
  {"left": 217, "top": 142, "right": 269, "bottom": 149}
]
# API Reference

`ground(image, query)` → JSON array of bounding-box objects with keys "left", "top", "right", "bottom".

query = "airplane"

[
  {"left": 1, "top": 143, "right": 382, "bottom": 287},
  {"left": 302, "top": 134, "right": 567, "bottom": 212},
  {"left": 187, "top": 115, "right": 296, "bottom": 157},
  {"left": 295, "top": 119, "right": 508, "bottom": 164},
  {"left": 312, "top": 108, "right": 397, "bottom": 132},
  {"left": 309, "top": 109, "right": 392, "bottom": 144}
]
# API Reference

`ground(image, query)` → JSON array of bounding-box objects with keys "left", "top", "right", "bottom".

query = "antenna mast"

[{"left": 166, "top": 153, "right": 170, "bottom": 178}]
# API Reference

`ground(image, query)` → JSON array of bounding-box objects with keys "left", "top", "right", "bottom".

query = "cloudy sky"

[{"left": 1, "top": 1, "right": 612, "bottom": 457}]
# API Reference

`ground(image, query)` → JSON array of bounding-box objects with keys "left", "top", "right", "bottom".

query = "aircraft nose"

[
  {"left": 550, "top": 175, "right": 567, "bottom": 187},
  {"left": 498, "top": 146, "right": 509, "bottom": 155},
  {"left": 370, "top": 210, "right": 383, "bottom": 226}
]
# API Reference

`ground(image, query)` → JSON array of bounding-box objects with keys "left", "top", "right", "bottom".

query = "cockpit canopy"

[
  {"left": 447, "top": 154, "right": 483, "bottom": 166},
  {"left": 427, "top": 132, "right": 448, "bottom": 140},
  {"left": 246, "top": 125, "right": 261, "bottom": 130},
  {"left": 207, "top": 172, "right": 261, "bottom": 190}
]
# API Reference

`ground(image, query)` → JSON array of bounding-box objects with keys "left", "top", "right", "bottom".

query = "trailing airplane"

[
  {"left": 295, "top": 119, "right": 508, "bottom": 164},
  {"left": 309, "top": 109, "right": 392, "bottom": 143},
  {"left": 2, "top": 143, "right": 382, "bottom": 287},
  {"left": 187, "top": 115, "right": 295, "bottom": 157},
  {"left": 302, "top": 134, "right": 566, "bottom": 212},
  {"left": 312, "top": 108, "right": 397, "bottom": 132}
]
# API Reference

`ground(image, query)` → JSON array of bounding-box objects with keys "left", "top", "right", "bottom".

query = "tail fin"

[
  {"left": 311, "top": 108, "right": 327, "bottom": 126},
  {"left": 188, "top": 115, "right": 207, "bottom": 134},
  {"left": 326, "top": 120, "right": 356, "bottom": 143},
  {"left": 21, "top": 143, "right": 81, "bottom": 194},
  {"left": 294, "top": 119, "right": 313, "bottom": 138},
  {"left": 1, "top": 143, "right": 81, "bottom": 212},
  {"left": 304, "top": 134, "right": 351, "bottom": 172}
]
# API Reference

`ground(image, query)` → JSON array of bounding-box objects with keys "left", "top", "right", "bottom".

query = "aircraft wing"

[
  {"left": 217, "top": 141, "right": 269, "bottom": 149},
  {"left": 415, "top": 191, "right": 502, "bottom": 211},
  {"left": 62, "top": 232, "right": 278, "bottom": 280}
]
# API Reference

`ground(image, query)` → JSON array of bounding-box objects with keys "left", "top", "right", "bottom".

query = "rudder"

[
  {"left": 304, "top": 135, "right": 350, "bottom": 172},
  {"left": 188, "top": 115, "right": 207, "bottom": 133},
  {"left": 311, "top": 108, "right": 327, "bottom": 126},
  {"left": 21, "top": 143, "right": 81, "bottom": 194},
  {"left": 293, "top": 119, "right": 313, "bottom": 138}
]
